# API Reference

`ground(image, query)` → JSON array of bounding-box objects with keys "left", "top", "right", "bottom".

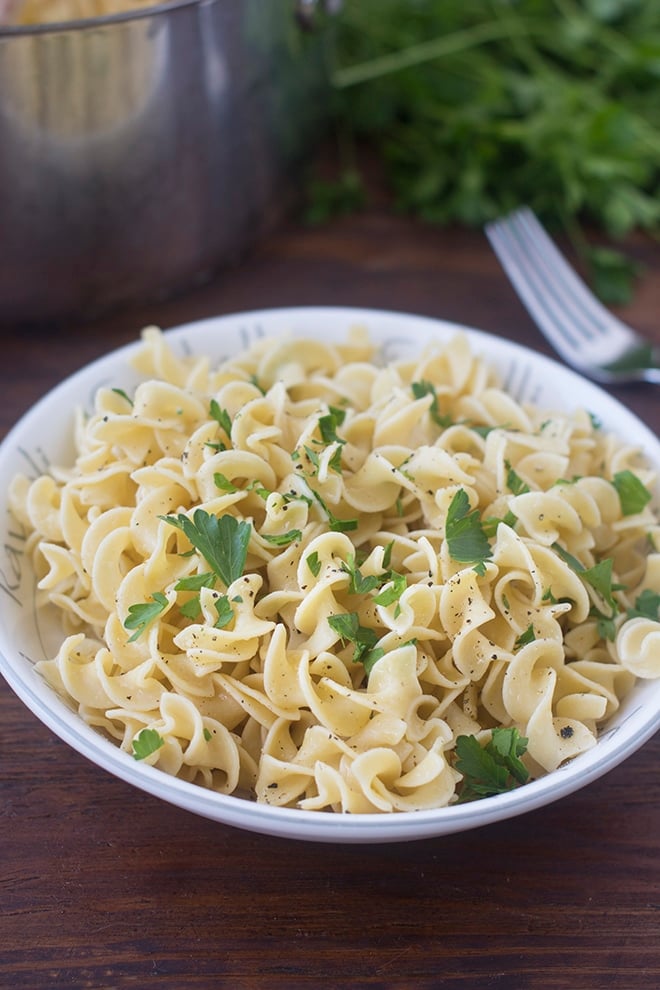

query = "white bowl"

[{"left": 1, "top": 306, "right": 658, "bottom": 843}]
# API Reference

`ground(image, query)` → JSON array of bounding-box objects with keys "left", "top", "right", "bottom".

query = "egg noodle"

[{"left": 9, "top": 326, "right": 660, "bottom": 813}]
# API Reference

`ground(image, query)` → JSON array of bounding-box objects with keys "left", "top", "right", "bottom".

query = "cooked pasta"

[
  {"left": 9, "top": 326, "right": 660, "bottom": 812},
  {"left": 0, "top": 0, "right": 159, "bottom": 25}
]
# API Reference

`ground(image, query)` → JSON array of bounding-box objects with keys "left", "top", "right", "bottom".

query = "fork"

[{"left": 485, "top": 207, "right": 660, "bottom": 385}]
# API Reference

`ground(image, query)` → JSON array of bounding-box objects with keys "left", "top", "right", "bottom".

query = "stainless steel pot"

[{"left": 0, "top": 0, "right": 335, "bottom": 325}]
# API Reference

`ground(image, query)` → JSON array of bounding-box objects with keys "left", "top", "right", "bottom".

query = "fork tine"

[
  {"left": 501, "top": 209, "right": 608, "bottom": 327},
  {"left": 485, "top": 208, "right": 632, "bottom": 362}
]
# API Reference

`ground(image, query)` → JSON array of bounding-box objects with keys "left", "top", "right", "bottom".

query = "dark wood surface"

[{"left": 2, "top": 211, "right": 659, "bottom": 990}]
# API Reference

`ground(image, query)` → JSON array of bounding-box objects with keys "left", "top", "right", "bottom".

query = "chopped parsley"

[
  {"left": 328, "top": 612, "right": 385, "bottom": 673},
  {"left": 445, "top": 488, "right": 492, "bottom": 574},
  {"left": 455, "top": 727, "right": 529, "bottom": 801},
  {"left": 505, "top": 460, "right": 530, "bottom": 496},
  {"left": 111, "top": 387, "right": 133, "bottom": 406},
  {"left": 209, "top": 399, "right": 232, "bottom": 439},
  {"left": 514, "top": 624, "right": 536, "bottom": 649},
  {"left": 627, "top": 589, "right": 660, "bottom": 622},
  {"left": 213, "top": 595, "right": 235, "bottom": 629},
  {"left": 306, "top": 551, "right": 322, "bottom": 577},
  {"left": 261, "top": 529, "right": 303, "bottom": 547},
  {"left": 124, "top": 592, "right": 168, "bottom": 642},
  {"left": 160, "top": 509, "right": 251, "bottom": 587},
  {"left": 411, "top": 380, "right": 453, "bottom": 428},
  {"left": 132, "top": 727, "right": 165, "bottom": 761},
  {"left": 612, "top": 470, "right": 652, "bottom": 516}
]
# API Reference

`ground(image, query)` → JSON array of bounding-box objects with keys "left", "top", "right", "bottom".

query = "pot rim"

[{"left": 0, "top": 0, "right": 202, "bottom": 36}]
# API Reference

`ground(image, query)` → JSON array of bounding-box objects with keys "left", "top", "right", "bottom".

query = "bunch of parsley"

[{"left": 314, "top": 0, "right": 660, "bottom": 301}]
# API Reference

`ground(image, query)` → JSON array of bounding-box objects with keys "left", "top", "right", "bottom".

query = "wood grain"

[{"left": 1, "top": 212, "right": 659, "bottom": 990}]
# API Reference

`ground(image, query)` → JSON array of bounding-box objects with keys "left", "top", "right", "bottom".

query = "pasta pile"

[
  {"left": 10, "top": 327, "right": 660, "bottom": 813},
  {"left": 0, "top": 0, "right": 159, "bottom": 25}
]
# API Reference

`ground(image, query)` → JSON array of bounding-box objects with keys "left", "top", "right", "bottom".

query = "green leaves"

[
  {"left": 455, "top": 727, "right": 529, "bottom": 801},
  {"left": 328, "top": 612, "right": 385, "bottom": 674},
  {"left": 124, "top": 592, "right": 168, "bottom": 642},
  {"left": 445, "top": 488, "right": 492, "bottom": 573},
  {"left": 132, "top": 727, "right": 165, "bottom": 761},
  {"left": 314, "top": 0, "right": 660, "bottom": 300},
  {"left": 627, "top": 589, "right": 660, "bottom": 622},
  {"left": 160, "top": 509, "right": 251, "bottom": 588},
  {"left": 612, "top": 469, "right": 652, "bottom": 516},
  {"left": 411, "top": 380, "right": 452, "bottom": 428}
]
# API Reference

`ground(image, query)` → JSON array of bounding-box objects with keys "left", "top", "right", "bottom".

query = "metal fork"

[{"left": 485, "top": 207, "right": 660, "bottom": 385}]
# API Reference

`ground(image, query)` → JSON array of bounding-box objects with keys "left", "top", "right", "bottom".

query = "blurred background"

[{"left": 1, "top": 0, "right": 658, "bottom": 325}]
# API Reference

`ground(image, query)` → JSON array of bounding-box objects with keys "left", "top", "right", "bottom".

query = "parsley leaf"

[
  {"left": 160, "top": 509, "right": 251, "bottom": 587},
  {"left": 111, "top": 387, "right": 133, "bottom": 406},
  {"left": 261, "top": 530, "right": 303, "bottom": 547},
  {"left": 514, "top": 624, "right": 536, "bottom": 649},
  {"left": 554, "top": 544, "right": 622, "bottom": 616},
  {"left": 373, "top": 572, "right": 407, "bottom": 608},
  {"left": 306, "top": 551, "right": 322, "bottom": 577},
  {"left": 318, "top": 408, "right": 347, "bottom": 445},
  {"left": 213, "top": 595, "right": 235, "bottom": 629},
  {"left": 612, "top": 470, "right": 652, "bottom": 516},
  {"left": 455, "top": 727, "right": 529, "bottom": 802},
  {"left": 411, "top": 380, "right": 452, "bottom": 428},
  {"left": 132, "top": 727, "right": 165, "bottom": 761},
  {"left": 445, "top": 489, "right": 492, "bottom": 570},
  {"left": 342, "top": 554, "right": 383, "bottom": 594},
  {"left": 209, "top": 399, "right": 232, "bottom": 439},
  {"left": 505, "top": 460, "right": 530, "bottom": 496},
  {"left": 328, "top": 612, "right": 385, "bottom": 673},
  {"left": 124, "top": 592, "right": 168, "bottom": 642},
  {"left": 174, "top": 572, "right": 217, "bottom": 592},
  {"left": 309, "top": 488, "right": 358, "bottom": 532},
  {"left": 213, "top": 472, "right": 239, "bottom": 493},
  {"left": 627, "top": 589, "right": 660, "bottom": 621}
]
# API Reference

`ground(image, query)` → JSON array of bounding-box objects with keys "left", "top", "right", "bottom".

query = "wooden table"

[{"left": 2, "top": 212, "right": 659, "bottom": 989}]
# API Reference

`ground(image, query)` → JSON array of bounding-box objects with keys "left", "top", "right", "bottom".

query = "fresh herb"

[
  {"left": 174, "top": 573, "right": 217, "bottom": 592},
  {"left": 445, "top": 488, "right": 492, "bottom": 573},
  {"left": 328, "top": 612, "right": 385, "bottom": 673},
  {"left": 612, "top": 469, "right": 652, "bottom": 516},
  {"left": 627, "top": 588, "right": 660, "bottom": 621},
  {"left": 179, "top": 596, "right": 202, "bottom": 620},
  {"left": 213, "top": 595, "right": 235, "bottom": 629},
  {"left": 306, "top": 551, "right": 322, "bottom": 577},
  {"left": 455, "top": 726, "right": 529, "bottom": 801},
  {"left": 213, "top": 472, "right": 239, "bottom": 493},
  {"left": 411, "top": 380, "right": 452, "bottom": 429},
  {"left": 327, "top": 446, "right": 344, "bottom": 475},
  {"left": 132, "top": 727, "right": 165, "bottom": 761},
  {"left": 160, "top": 509, "right": 251, "bottom": 587},
  {"left": 304, "top": 445, "right": 321, "bottom": 472},
  {"left": 111, "top": 387, "right": 133, "bottom": 406},
  {"left": 505, "top": 461, "right": 530, "bottom": 496},
  {"left": 309, "top": 488, "right": 359, "bottom": 532},
  {"left": 553, "top": 543, "right": 622, "bottom": 616},
  {"left": 482, "top": 509, "right": 517, "bottom": 539},
  {"left": 514, "top": 624, "right": 536, "bottom": 649},
  {"left": 317, "top": 1, "right": 660, "bottom": 302},
  {"left": 342, "top": 554, "right": 383, "bottom": 595},
  {"left": 124, "top": 592, "right": 168, "bottom": 642},
  {"left": 247, "top": 480, "right": 271, "bottom": 501},
  {"left": 318, "top": 407, "right": 347, "bottom": 445},
  {"left": 209, "top": 399, "right": 232, "bottom": 439},
  {"left": 261, "top": 530, "right": 303, "bottom": 547},
  {"left": 373, "top": 572, "right": 407, "bottom": 609}
]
